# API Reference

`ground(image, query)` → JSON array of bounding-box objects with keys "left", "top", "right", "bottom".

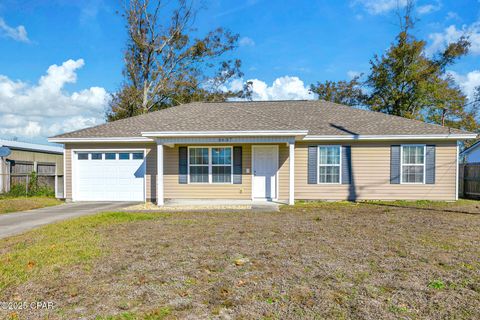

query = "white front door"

[{"left": 252, "top": 145, "right": 278, "bottom": 200}]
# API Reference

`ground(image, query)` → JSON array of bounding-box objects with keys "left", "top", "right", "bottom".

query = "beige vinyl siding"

[
  {"left": 65, "top": 144, "right": 72, "bottom": 199},
  {"left": 278, "top": 144, "right": 290, "bottom": 200},
  {"left": 164, "top": 144, "right": 252, "bottom": 200},
  {"left": 295, "top": 141, "right": 457, "bottom": 201},
  {"left": 64, "top": 143, "right": 156, "bottom": 201},
  {"left": 145, "top": 145, "right": 157, "bottom": 201}
]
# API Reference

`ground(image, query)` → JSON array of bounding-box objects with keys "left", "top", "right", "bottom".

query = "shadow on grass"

[{"left": 363, "top": 201, "right": 480, "bottom": 215}]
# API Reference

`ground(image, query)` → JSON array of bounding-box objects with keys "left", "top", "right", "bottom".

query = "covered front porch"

[{"left": 149, "top": 131, "right": 304, "bottom": 206}]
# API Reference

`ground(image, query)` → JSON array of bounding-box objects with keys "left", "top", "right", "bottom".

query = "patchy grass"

[
  {"left": 95, "top": 307, "right": 172, "bottom": 320},
  {"left": 363, "top": 199, "right": 480, "bottom": 213},
  {"left": 0, "top": 196, "right": 62, "bottom": 214},
  {"left": 1, "top": 201, "right": 479, "bottom": 319},
  {"left": 0, "top": 212, "right": 165, "bottom": 291}
]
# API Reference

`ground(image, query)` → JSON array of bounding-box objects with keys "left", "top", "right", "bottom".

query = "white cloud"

[
  {"left": 427, "top": 22, "right": 480, "bottom": 55},
  {"left": 0, "top": 59, "right": 109, "bottom": 141},
  {"left": 446, "top": 11, "right": 460, "bottom": 21},
  {"left": 239, "top": 36, "right": 255, "bottom": 47},
  {"left": 417, "top": 2, "right": 441, "bottom": 15},
  {"left": 0, "top": 17, "right": 30, "bottom": 43},
  {"left": 347, "top": 70, "right": 361, "bottom": 79},
  {"left": 230, "top": 76, "right": 314, "bottom": 101},
  {"left": 448, "top": 70, "right": 480, "bottom": 100},
  {"left": 353, "top": 0, "right": 408, "bottom": 15}
]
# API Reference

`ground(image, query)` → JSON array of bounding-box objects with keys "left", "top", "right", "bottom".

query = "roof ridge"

[{"left": 203, "top": 99, "right": 311, "bottom": 103}]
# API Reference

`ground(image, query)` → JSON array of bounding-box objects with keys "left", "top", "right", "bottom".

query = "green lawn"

[
  {"left": 0, "top": 201, "right": 479, "bottom": 319},
  {"left": 0, "top": 196, "right": 63, "bottom": 214}
]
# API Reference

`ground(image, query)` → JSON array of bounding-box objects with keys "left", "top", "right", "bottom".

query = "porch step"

[{"left": 122, "top": 200, "right": 281, "bottom": 212}]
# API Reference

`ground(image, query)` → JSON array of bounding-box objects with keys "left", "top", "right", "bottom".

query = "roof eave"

[
  {"left": 141, "top": 130, "right": 309, "bottom": 138},
  {"left": 303, "top": 134, "right": 478, "bottom": 141},
  {"left": 48, "top": 137, "right": 154, "bottom": 143}
]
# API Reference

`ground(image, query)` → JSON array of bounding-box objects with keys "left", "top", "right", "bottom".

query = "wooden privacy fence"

[
  {"left": 1, "top": 160, "right": 64, "bottom": 197},
  {"left": 459, "top": 163, "right": 480, "bottom": 199}
]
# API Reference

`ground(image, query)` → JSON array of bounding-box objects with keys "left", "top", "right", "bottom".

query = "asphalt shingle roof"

[{"left": 52, "top": 100, "right": 471, "bottom": 138}]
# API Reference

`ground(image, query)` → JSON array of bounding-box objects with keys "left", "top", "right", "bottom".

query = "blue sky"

[{"left": 0, "top": 0, "right": 479, "bottom": 143}]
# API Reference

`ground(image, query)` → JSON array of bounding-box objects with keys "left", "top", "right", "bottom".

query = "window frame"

[
  {"left": 317, "top": 145, "right": 342, "bottom": 184},
  {"left": 187, "top": 146, "right": 233, "bottom": 184},
  {"left": 400, "top": 144, "right": 426, "bottom": 185}
]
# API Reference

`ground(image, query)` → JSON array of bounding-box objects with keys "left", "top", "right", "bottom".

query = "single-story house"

[
  {"left": 48, "top": 100, "right": 478, "bottom": 204},
  {"left": 0, "top": 139, "right": 64, "bottom": 197},
  {"left": 460, "top": 140, "right": 480, "bottom": 163}
]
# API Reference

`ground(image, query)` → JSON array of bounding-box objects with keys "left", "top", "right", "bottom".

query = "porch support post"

[
  {"left": 157, "top": 142, "right": 164, "bottom": 206},
  {"left": 289, "top": 142, "right": 295, "bottom": 205}
]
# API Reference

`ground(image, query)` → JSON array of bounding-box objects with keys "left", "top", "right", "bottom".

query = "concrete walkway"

[
  {"left": 0, "top": 202, "right": 137, "bottom": 240},
  {"left": 124, "top": 199, "right": 283, "bottom": 212}
]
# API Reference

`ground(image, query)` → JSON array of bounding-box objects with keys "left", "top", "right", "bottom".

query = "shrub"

[{"left": 4, "top": 172, "right": 55, "bottom": 197}]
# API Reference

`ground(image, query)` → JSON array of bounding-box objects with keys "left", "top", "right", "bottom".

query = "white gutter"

[
  {"left": 142, "top": 130, "right": 309, "bottom": 137},
  {"left": 48, "top": 137, "right": 153, "bottom": 143},
  {"left": 303, "top": 134, "right": 478, "bottom": 141},
  {"left": 49, "top": 132, "right": 477, "bottom": 143}
]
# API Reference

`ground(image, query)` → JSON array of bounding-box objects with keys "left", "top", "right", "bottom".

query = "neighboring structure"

[
  {"left": 460, "top": 140, "right": 480, "bottom": 163},
  {"left": 0, "top": 139, "right": 64, "bottom": 198},
  {"left": 49, "top": 100, "right": 478, "bottom": 204}
]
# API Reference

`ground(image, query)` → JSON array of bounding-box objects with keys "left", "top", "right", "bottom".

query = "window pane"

[
  {"left": 319, "top": 146, "right": 340, "bottom": 165},
  {"left": 189, "top": 148, "right": 209, "bottom": 165},
  {"left": 212, "top": 166, "right": 232, "bottom": 183},
  {"left": 132, "top": 152, "right": 144, "bottom": 160},
  {"left": 91, "top": 153, "right": 102, "bottom": 160},
  {"left": 403, "top": 146, "right": 424, "bottom": 164},
  {"left": 119, "top": 153, "right": 130, "bottom": 160},
  {"left": 190, "top": 166, "right": 209, "bottom": 183},
  {"left": 212, "top": 148, "right": 231, "bottom": 165},
  {"left": 105, "top": 153, "right": 116, "bottom": 160},
  {"left": 402, "top": 165, "right": 424, "bottom": 183},
  {"left": 319, "top": 166, "right": 340, "bottom": 183},
  {"left": 78, "top": 153, "right": 88, "bottom": 160}
]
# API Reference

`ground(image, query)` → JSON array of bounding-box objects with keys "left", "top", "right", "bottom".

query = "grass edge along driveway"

[{"left": 0, "top": 197, "right": 62, "bottom": 214}]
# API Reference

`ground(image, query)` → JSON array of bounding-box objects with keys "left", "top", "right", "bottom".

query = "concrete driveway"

[{"left": 0, "top": 202, "right": 138, "bottom": 240}]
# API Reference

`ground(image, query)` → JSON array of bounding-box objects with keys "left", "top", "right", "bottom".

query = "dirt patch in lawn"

[
  {"left": 1, "top": 202, "right": 479, "bottom": 319},
  {"left": 0, "top": 197, "right": 62, "bottom": 214},
  {"left": 363, "top": 199, "right": 480, "bottom": 215}
]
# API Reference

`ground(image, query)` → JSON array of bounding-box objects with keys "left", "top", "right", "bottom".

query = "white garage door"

[{"left": 74, "top": 151, "right": 145, "bottom": 201}]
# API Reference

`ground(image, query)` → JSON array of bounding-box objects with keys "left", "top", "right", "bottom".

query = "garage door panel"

[{"left": 74, "top": 151, "right": 145, "bottom": 201}]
